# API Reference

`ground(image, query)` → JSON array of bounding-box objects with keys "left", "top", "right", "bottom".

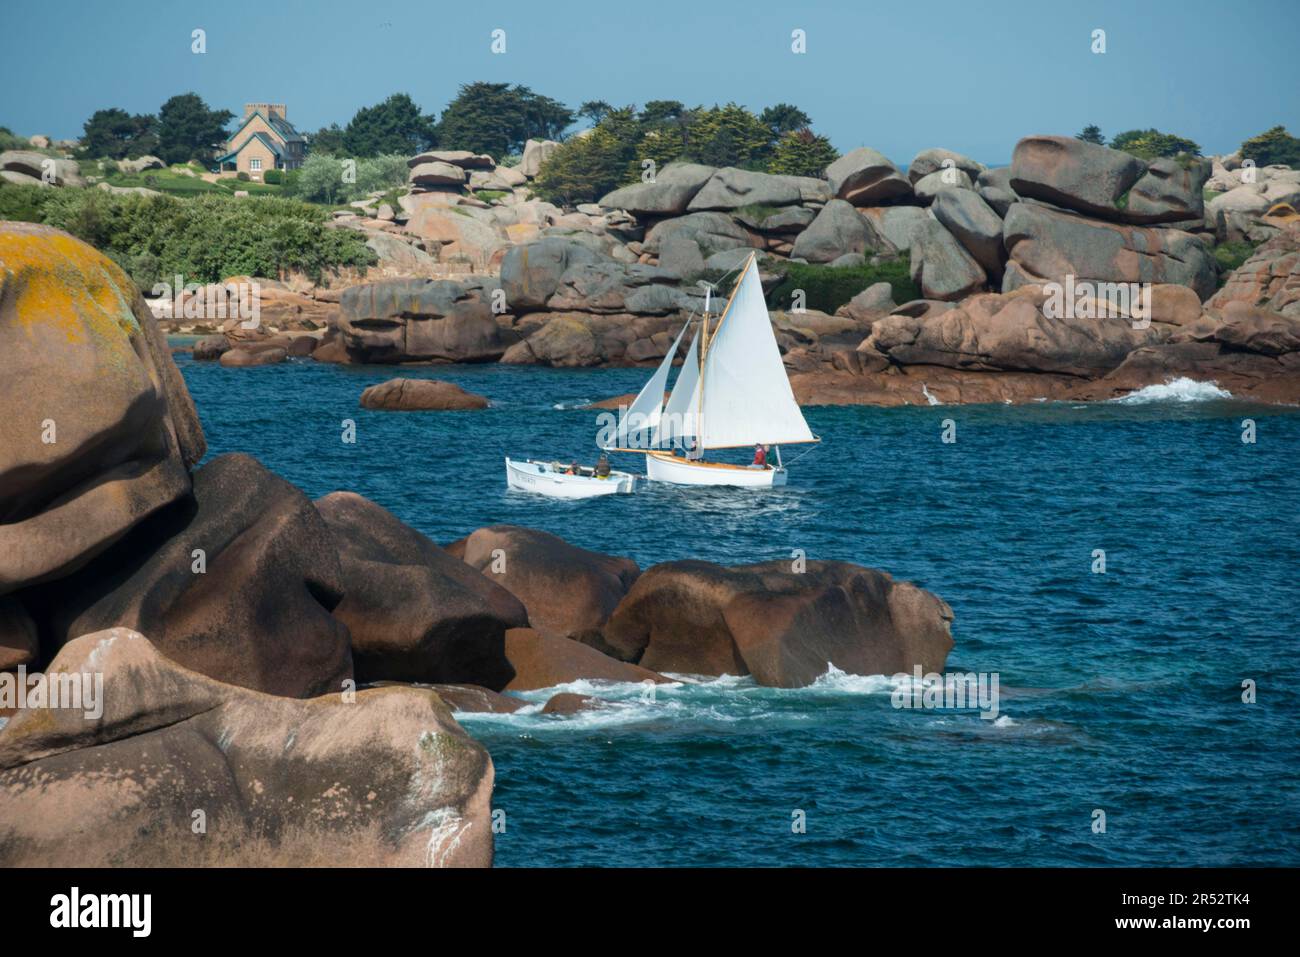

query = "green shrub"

[
  {"left": 236, "top": 171, "right": 250, "bottom": 181},
  {"left": 0, "top": 182, "right": 54, "bottom": 223},
  {"left": 262, "top": 169, "right": 283, "bottom": 185},
  {"left": 765, "top": 259, "right": 919, "bottom": 313},
  {"left": 1110, "top": 129, "right": 1201, "bottom": 161},
  {"left": 1214, "top": 240, "right": 1258, "bottom": 279},
  {"left": 474, "top": 189, "right": 509, "bottom": 202},
  {"left": 21, "top": 188, "right": 375, "bottom": 287}
]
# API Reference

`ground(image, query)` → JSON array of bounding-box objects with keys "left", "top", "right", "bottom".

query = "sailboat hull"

[{"left": 645, "top": 451, "right": 788, "bottom": 487}]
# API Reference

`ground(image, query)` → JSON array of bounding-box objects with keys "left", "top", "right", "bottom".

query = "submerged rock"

[{"left": 359, "top": 378, "right": 489, "bottom": 410}]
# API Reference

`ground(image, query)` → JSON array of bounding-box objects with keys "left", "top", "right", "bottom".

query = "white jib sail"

[
  {"left": 698, "top": 255, "right": 815, "bottom": 448},
  {"left": 654, "top": 324, "right": 701, "bottom": 447},
  {"left": 611, "top": 319, "right": 689, "bottom": 448}
]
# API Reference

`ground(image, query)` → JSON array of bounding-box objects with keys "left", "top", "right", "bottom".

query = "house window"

[{"left": 250, "top": 158, "right": 262, "bottom": 171}]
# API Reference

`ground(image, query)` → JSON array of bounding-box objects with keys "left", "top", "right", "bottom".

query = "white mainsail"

[
  {"left": 654, "top": 324, "right": 701, "bottom": 447},
  {"left": 609, "top": 319, "right": 689, "bottom": 449},
  {"left": 696, "top": 255, "right": 815, "bottom": 448}
]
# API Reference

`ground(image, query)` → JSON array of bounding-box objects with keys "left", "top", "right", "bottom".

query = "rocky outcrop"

[
  {"left": 791, "top": 199, "right": 885, "bottom": 263},
  {"left": 1010, "top": 135, "right": 1146, "bottom": 221},
  {"left": 687, "top": 167, "right": 829, "bottom": 211},
  {"left": 599, "top": 162, "right": 716, "bottom": 215},
  {"left": 315, "top": 493, "right": 527, "bottom": 688},
  {"left": 1002, "top": 202, "right": 1217, "bottom": 300},
  {"left": 458, "top": 525, "right": 640, "bottom": 645},
  {"left": 909, "top": 218, "right": 986, "bottom": 301},
  {"left": 359, "top": 377, "right": 489, "bottom": 410},
  {"left": 0, "top": 150, "right": 85, "bottom": 187},
  {"left": 909, "top": 148, "right": 986, "bottom": 184},
  {"left": 0, "top": 629, "right": 493, "bottom": 867},
  {"left": 931, "top": 188, "right": 1006, "bottom": 277},
  {"left": 334, "top": 277, "right": 510, "bottom": 363},
  {"left": 602, "top": 560, "right": 954, "bottom": 687},
  {"left": 866, "top": 289, "right": 1155, "bottom": 377},
  {"left": 826, "top": 147, "right": 912, "bottom": 206},
  {"left": 0, "top": 223, "right": 204, "bottom": 594},
  {"left": 1208, "top": 231, "right": 1299, "bottom": 317},
  {"left": 500, "top": 236, "right": 603, "bottom": 310},
  {"left": 519, "top": 138, "right": 559, "bottom": 178}
]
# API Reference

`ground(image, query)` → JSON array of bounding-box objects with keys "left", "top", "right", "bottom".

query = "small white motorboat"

[{"left": 504, "top": 457, "right": 636, "bottom": 499}]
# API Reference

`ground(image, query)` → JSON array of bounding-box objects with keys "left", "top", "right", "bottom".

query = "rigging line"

[{"left": 780, "top": 440, "right": 822, "bottom": 468}]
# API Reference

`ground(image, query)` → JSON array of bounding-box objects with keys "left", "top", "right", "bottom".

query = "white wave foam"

[
  {"left": 921, "top": 384, "right": 942, "bottom": 406},
  {"left": 1112, "top": 378, "right": 1232, "bottom": 404}
]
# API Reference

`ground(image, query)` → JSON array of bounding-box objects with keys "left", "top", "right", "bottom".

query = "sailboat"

[{"left": 606, "top": 252, "right": 819, "bottom": 487}]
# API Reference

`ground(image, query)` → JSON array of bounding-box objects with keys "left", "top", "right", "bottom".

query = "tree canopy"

[
  {"left": 341, "top": 93, "right": 437, "bottom": 157},
  {"left": 437, "top": 82, "right": 573, "bottom": 157},
  {"left": 1075, "top": 124, "right": 1106, "bottom": 146},
  {"left": 155, "top": 93, "right": 234, "bottom": 165},
  {"left": 534, "top": 99, "right": 839, "bottom": 204},
  {"left": 1109, "top": 128, "right": 1201, "bottom": 160},
  {"left": 1239, "top": 125, "right": 1300, "bottom": 169},
  {"left": 80, "top": 108, "right": 159, "bottom": 159}
]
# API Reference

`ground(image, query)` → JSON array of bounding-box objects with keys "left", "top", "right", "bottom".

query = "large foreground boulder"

[
  {"left": 687, "top": 167, "right": 828, "bottom": 211},
  {"left": 0, "top": 630, "right": 493, "bottom": 867},
  {"left": 458, "top": 526, "right": 641, "bottom": 645},
  {"left": 602, "top": 560, "right": 953, "bottom": 687},
  {"left": 315, "top": 493, "right": 527, "bottom": 688},
  {"left": 0, "top": 223, "right": 205, "bottom": 594},
  {"left": 31, "top": 453, "right": 353, "bottom": 698}
]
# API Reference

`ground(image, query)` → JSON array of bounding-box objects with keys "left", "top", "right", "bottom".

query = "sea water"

[{"left": 180, "top": 355, "right": 1300, "bottom": 867}]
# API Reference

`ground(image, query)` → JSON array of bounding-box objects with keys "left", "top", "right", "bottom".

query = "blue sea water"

[{"left": 178, "top": 353, "right": 1300, "bottom": 867}]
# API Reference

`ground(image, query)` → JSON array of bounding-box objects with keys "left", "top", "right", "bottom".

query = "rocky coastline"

[
  {"left": 151, "top": 135, "right": 1300, "bottom": 406},
  {"left": 0, "top": 221, "right": 954, "bottom": 866}
]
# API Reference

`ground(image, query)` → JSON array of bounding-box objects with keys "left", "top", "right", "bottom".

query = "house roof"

[
  {"left": 224, "top": 108, "right": 306, "bottom": 153},
  {"left": 215, "top": 132, "right": 285, "bottom": 165}
]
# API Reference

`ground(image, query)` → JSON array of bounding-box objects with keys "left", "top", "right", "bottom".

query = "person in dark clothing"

[{"left": 596, "top": 453, "right": 611, "bottom": 477}]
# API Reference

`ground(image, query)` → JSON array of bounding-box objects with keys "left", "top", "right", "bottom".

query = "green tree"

[
  {"left": 760, "top": 104, "right": 812, "bottom": 138},
  {"left": 1239, "top": 125, "right": 1300, "bottom": 169},
  {"left": 767, "top": 128, "right": 839, "bottom": 177},
  {"left": 309, "top": 124, "right": 347, "bottom": 154},
  {"left": 80, "top": 108, "right": 159, "bottom": 159},
  {"left": 437, "top": 82, "right": 572, "bottom": 157},
  {"left": 686, "top": 104, "right": 773, "bottom": 169},
  {"left": 156, "top": 93, "right": 234, "bottom": 166},
  {"left": 341, "top": 93, "right": 437, "bottom": 157},
  {"left": 534, "top": 107, "right": 640, "bottom": 206},
  {"left": 1076, "top": 124, "right": 1106, "bottom": 146},
  {"left": 578, "top": 100, "right": 614, "bottom": 125},
  {"left": 1110, "top": 128, "right": 1201, "bottom": 160},
  {"left": 292, "top": 154, "right": 350, "bottom": 204}
]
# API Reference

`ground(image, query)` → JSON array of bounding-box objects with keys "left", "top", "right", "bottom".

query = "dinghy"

[
  {"left": 606, "top": 252, "right": 818, "bottom": 487},
  {"left": 504, "top": 457, "right": 636, "bottom": 498}
]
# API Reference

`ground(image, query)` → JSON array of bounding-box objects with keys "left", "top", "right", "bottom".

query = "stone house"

[{"left": 215, "top": 103, "right": 306, "bottom": 180}]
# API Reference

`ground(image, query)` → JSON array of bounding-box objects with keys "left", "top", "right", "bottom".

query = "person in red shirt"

[{"left": 752, "top": 444, "right": 767, "bottom": 468}]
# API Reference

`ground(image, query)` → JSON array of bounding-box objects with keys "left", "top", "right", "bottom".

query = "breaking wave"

[{"left": 1112, "top": 378, "right": 1232, "bottom": 404}]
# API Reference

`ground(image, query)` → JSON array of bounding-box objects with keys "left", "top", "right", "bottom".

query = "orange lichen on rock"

[{"left": 0, "top": 222, "right": 140, "bottom": 347}]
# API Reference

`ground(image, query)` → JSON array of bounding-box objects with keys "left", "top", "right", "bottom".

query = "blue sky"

[{"left": 2, "top": 0, "right": 1297, "bottom": 165}]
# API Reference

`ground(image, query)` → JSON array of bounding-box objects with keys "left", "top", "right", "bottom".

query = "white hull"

[
  {"left": 505, "top": 458, "right": 636, "bottom": 498},
  {"left": 645, "top": 451, "right": 788, "bottom": 487}
]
